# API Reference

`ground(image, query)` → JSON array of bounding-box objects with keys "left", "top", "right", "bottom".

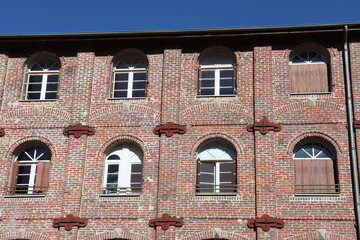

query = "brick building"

[{"left": 0, "top": 22, "right": 358, "bottom": 240}]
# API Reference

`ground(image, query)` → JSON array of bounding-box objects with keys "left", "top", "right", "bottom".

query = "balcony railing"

[
  {"left": 294, "top": 184, "right": 340, "bottom": 194},
  {"left": 195, "top": 184, "right": 237, "bottom": 195},
  {"left": 101, "top": 186, "right": 142, "bottom": 195},
  {"left": 6, "top": 186, "right": 48, "bottom": 195}
]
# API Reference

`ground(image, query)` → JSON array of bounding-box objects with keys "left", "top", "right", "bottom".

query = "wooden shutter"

[
  {"left": 130, "top": 163, "right": 142, "bottom": 193},
  {"left": 34, "top": 161, "right": 51, "bottom": 194},
  {"left": 290, "top": 63, "right": 328, "bottom": 93},
  {"left": 10, "top": 161, "right": 19, "bottom": 194}
]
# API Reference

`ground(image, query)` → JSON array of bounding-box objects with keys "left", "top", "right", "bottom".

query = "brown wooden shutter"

[
  {"left": 130, "top": 163, "right": 142, "bottom": 193},
  {"left": 196, "top": 158, "right": 200, "bottom": 192},
  {"left": 10, "top": 161, "right": 19, "bottom": 193},
  {"left": 34, "top": 161, "right": 50, "bottom": 194},
  {"left": 290, "top": 63, "right": 328, "bottom": 93}
]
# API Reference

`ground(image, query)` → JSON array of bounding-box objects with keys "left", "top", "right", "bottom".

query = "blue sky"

[{"left": 1, "top": 0, "right": 359, "bottom": 34}]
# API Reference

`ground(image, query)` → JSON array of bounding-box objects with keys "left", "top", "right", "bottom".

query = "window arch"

[
  {"left": 289, "top": 47, "right": 330, "bottom": 94},
  {"left": 199, "top": 48, "right": 235, "bottom": 96},
  {"left": 293, "top": 138, "right": 339, "bottom": 194},
  {"left": 9, "top": 143, "right": 52, "bottom": 195},
  {"left": 112, "top": 52, "right": 147, "bottom": 98},
  {"left": 196, "top": 139, "right": 236, "bottom": 195},
  {"left": 102, "top": 142, "right": 143, "bottom": 195},
  {"left": 25, "top": 55, "right": 60, "bottom": 100}
]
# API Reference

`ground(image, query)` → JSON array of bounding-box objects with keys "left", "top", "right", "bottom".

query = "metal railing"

[
  {"left": 6, "top": 186, "right": 48, "bottom": 195},
  {"left": 195, "top": 184, "right": 237, "bottom": 195},
  {"left": 294, "top": 184, "right": 340, "bottom": 194},
  {"left": 101, "top": 186, "right": 142, "bottom": 195}
]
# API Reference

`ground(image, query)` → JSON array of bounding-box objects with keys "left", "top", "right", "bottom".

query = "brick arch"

[
  {"left": 286, "top": 131, "right": 343, "bottom": 155},
  {"left": 24, "top": 50, "right": 64, "bottom": 68},
  {"left": 0, "top": 231, "right": 51, "bottom": 240},
  {"left": 89, "top": 104, "right": 160, "bottom": 125},
  {"left": 273, "top": 101, "right": 346, "bottom": 120},
  {"left": 6, "top": 136, "right": 57, "bottom": 161},
  {"left": 110, "top": 48, "right": 149, "bottom": 66},
  {"left": 0, "top": 106, "right": 71, "bottom": 125},
  {"left": 98, "top": 134, "right": 148, "bottom": 159},
  {"left": 191, "top": 133, "right": 243, "bottom": 156},
  {"left": 287, "top": 42, "right": 334, "bottom": 61},
  {"left": 84, "top": 229, "right": 149, "bottom": 240},
  {"left": 182, "top": 229, "right": 251, "bottom": 240},
  {"left": 283, "top": 231, "right": 353, "bottom": 240}
]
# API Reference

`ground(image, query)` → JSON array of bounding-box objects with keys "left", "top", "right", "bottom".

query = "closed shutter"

[
  {"left": 198, "top": 161, "right": 215, "bottom": 193},
  {"left": 34, "top": 161, "right": 51, "bottom": 194},
  {"left": 10, "top": 161, "right": 19, "bottom": 194},
  {"left": 219, "top": 162, "right": 235, "bottom": 193},
  {"left": 290, "top": 63, "right": 328, "bottom": 93},
  {"left": 130, "top": 163, "right": 142, "bottom": 193}
]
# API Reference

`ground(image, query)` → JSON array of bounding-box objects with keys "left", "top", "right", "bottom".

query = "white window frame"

[
  {"left": 199, "top": 64, "right": 234, "bottom": 96},
  {"left": 112, "top": 56, "right": 147, "bottom": 99},
  {"left": 102, "top": 144, "right": 143, "bottom": 196},
  {"left": 26, "top": 59, "right": 59, "bottom": 100},
  {"left": 14, "top": 146, "right": 51, "bottom": 195}
]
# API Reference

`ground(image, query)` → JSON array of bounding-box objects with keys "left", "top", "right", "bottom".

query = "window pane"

[
  {"left": 200, "top": 162, "right": 215, "bottom": 173},
  {"left": 220, "top": 162, "right": 234, "bottom": 172},
  {"left": 133, "top": 81, "right": 146, "bottom": 89},
  {"left": 108, "top": 155, "right": 120, "bottom": 160},
  {"left": 132, "top": 90, "right": 145, "bottom": 98},
  {"left": 114, "top": 82, "right": 128, "bottom": 90},
  {"left": 220, "top": 172, "right": 233, "bottom": 182},
  {"left": 45, "top": 92, "right": 57, "bottom": 99},
  {"left": 201, "top": 80, "right": 215, "bottom": 88},
  {"left": 107, "top": 165, "right": 119, "bottom": 173},
  {"left": 17, "top": 175, "right": 30, "bottom": 184},
  {"left": 115, "top": 73, "right": 128, "bottom": 81},
  {"left": 47, "top": 75, "right": 59, "bottom": 83},
  {"left": 37, "top": 148, "right": 51, "bottom": 161},
  {"left": 201, "top": 70, "right": 215, "bottom": 79},
  {"left": 28, "top": 84, "right": 42, "bottom": 91},
  {"left": 201, "top": 89, "right": 214, "bottom": 95},
  {"left": 220, "top": 70, "right": 233, "bottom": 78},
  {"left": 107, "top": 175, "right": 118, "bottom": 183},
  {"left": 294, "top": 148, "right": 310, "bottom": 158},
  {"left": 133, "top": 73, "right": 146, "bottom": 80},
  {"left": 29, "top": 75, "right": 43, "bottom": 83},
  {"left": 219, "top": 88, "right": 234, "bottom": 95},
  {"left": 46, "top": 83, "right": 58, "bottom": 91},
  {"left": 27, "top": 93, "right": 41, "bottom": 100},
  {"left": 220, "top": 79, "right": 233, "bottom": 87},
  {"left": 200, "top": 173, "right": 214, "bottom": 183},
  {"left": 113, "top": 91, "right": 127, "bottom": 98},
  {"left": 18, "top": 165, "right": 31, "bottom": 174}
]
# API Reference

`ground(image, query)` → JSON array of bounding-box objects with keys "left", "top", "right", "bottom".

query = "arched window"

[
  {"left": 289, "top": 49, "right": 330, "bottom": 93},
  {"left": 199, "top": 49, "right": 235, "bottom": 96},
  {"left": 112, "top": 53, "right": 147, "bottom": 98},
  {"left": 25, "top": 56, "right": 60, "bottom": 100},
  {"left": 9, "top": 144, "right": 51, "bottom": 195},
  {"left": 293, "top": 139, "right": 339, "bottom": 194},
  {"left": 196, "top": 139, "right": 236, "bottom": 195},
  {"left": 102, "top": 142, "right": 143, "bottom": 195}
]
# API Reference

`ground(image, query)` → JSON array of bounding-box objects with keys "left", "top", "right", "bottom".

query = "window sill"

[
  {"left": 99, "top": 193, "right": 141, "bottom": 197},
  {"left": 290, "top": 92, "right": 332, "bottom": 96},
  {"left": 108, "top": 97, "right": 146, "bottom": 100},
  {"left": 5, "top": 194, "right": 46, "bottom": 198},
  {"left": 19, "top": 99, "right": 57, "bottom": 102},
  {"left": 195, "top": 193, "right": 237, "bottom": 196},
  {"left": 196, "top": 94, "right": 236, "bottom": 98},
  {"left": 294, "top": 193, "right": 340, "bottom": 197}
]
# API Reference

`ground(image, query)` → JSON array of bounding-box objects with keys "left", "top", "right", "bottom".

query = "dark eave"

[{"left": 1, "top": 22, "right": 360, "bottom": 41}]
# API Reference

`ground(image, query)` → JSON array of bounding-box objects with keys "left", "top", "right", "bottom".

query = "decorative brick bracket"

[
  {"left": 153, "top": 122, "right": 186, "bottom": 137},
  {"left": 246, "top": 118, "right": 281, "bottom": 135},
  {"left": 0, "top": 128, "right": 4, "bottom": 137},
  {"left": 149, "top": 213, "right": 184, "bottom": 230},
  {"left": 247, "top": 214, "right": 285, "bottom": 232},
  {"left": 63, "top": 123, "right": 95, "bottom": 138},
  {"left": 346, "top": 120, "right": 360, "bottom": 129},
  {"left": 53, "top": 214, "right": 88, "bottom": 231}
]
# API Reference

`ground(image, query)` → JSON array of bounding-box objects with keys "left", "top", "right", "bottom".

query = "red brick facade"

[{"left": 0, "top": 23, "right": 358, "bottom": 239}]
